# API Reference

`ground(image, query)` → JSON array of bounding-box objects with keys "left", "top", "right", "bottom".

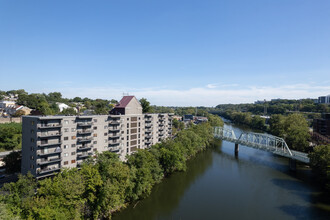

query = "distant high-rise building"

[
  {"left": 21, "top": 96, "right": 173, "bottom": 178},
  {"left": 318, "top": 95, "right": 330, "bottom": 104}
]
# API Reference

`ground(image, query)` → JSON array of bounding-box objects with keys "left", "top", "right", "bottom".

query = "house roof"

[{"left": 115, "top": 96, "right": 135, "bottom": 108}]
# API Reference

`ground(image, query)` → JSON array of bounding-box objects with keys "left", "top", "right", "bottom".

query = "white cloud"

[
  {"left": 206, "top": 84, "right": 217, "bottom": 89},
  {"left": 52, "top": 83, "right": 330, "bottom": 107}
]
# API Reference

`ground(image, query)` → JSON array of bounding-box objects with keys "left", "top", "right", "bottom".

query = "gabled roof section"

[{"left": 116, "top": 96, "right": 135, "bottom": 108}]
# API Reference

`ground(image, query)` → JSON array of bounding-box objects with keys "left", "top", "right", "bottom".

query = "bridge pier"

[
  {"left": 289, "top": 158, "right": 297, "bottom": 171},
  {"left": 235, "top": 143, "right": 239, "bottom": 155}
]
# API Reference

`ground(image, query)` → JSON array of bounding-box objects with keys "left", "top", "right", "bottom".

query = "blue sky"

[{"left": 1, "top": 0, "right": 330, "bottom": 106}]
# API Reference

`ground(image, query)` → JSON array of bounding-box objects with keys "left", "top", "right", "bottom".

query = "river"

[{"left": 113, "top": 122, "right": 330, "bottom": 220}]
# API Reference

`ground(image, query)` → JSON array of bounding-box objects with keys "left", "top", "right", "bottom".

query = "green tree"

[
  {"left": 269, "top": 114, "right": 285, "bottom": 136},
  {"left": 0, "top": 173, "right": 37, "bottom": 217},
  {"left": 282, "top": 114, "right": 310, "bottom": 151},
  {"left": 0, "top": 123, "right": 22, "bottom": 151},
  {"left": 127, "top": 150, "right": 164, "bottom": 200},
  {"left": 140, "top": 98, "right": 151, "bottom": 113},
  {"left": 61, "top": 107, "right": 77, "bottom": 115},
  {"left": 309, "top": 145, "right": 330, "bottom": 191},
  {"left": 3, "top": 151, "right": 21, "bottom": 174},
  {"left": 207, "top": 114, "right": 224, "bottom": 127}
]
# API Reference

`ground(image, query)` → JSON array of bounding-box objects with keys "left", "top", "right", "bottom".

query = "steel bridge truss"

[{"left": 214, "top": 127, "right": 310, "bottom": 163}]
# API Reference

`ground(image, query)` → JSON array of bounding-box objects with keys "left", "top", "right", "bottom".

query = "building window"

[
  {"left": 71, "top": 152, "right": 76, "bottom": 156},
  {"left": 31, "top": 121, "right": 34, "bottom": 125},
  {"left": 127, "top": 142, "right": 129, "bottom": 146},
  {"left": 93, "top": 141, "right": 97, "bottom": 144},
  {"left": 72, "top": 136, "right": 76, "bottom": 140},
  {"left": 64, "top": 128, "right": 69, "bottom": 132},
  {"left": 64, "top": 161, "right": 69, "bottom": 165},
  {"left": 72, "top": 128, "right": 76, "bottom": 132},
  {"left": 30, "top": 155, "right": 34, "bottom": 160},
  {"left": 127, "top": 136, "right": 129, "bottom": 140},
  {"left": 127, "top": 148, "right": 129, "bottom": 153},
  {"left": 31, "top": 129, "right": 34, "bottom": 134},
  {"left": 94, "top": 119, "right": 97, "bottom": 122},
  {"left": 64, "top": 137, "right": 69, "bottom": 141},
  {"left": 31, "top": 138, "right": 34, "bottom": 143},
  {"left": 93, "top": 126, "right": 97, "bottom": 130},
  {"left": 71, "top": 144, "right": 76, "bottom": 148},
  {"left": 127, "top": 123, "right": 129, "bottom": 128},
  {"left": 64, "top": 153, "right": 69, "bottom": 157},
  {"left": 138, "top": 122, "right": 141, "bottom": 127},
  {"left": 93, "top": 148, "right": 97, "bottom": 152},
  {"left": 104, "top": 132, "right": 107, "bottom": 136},
  {"left": 104, "top": 139, "right": 107, "bottom": 143},
  {"left": 30, "top": 146, "right": 34, "bottom": 151},
  {"left": 71, "top": 160, "right": 76, "bottom": 164},
  {"left": 93, "top": 133, "right": 97, "bottom": 137},
  {"left": 64, "top": 120, "right": 69, "bottom": 124},
  {"left": 30, "top": 164, "right": 34, "bottom": 169},
  {"left": 104, "top": 125, "right": 107, "bottom": 129},
  {"left": 127, "top": 118, "right": 129, "bottom": 121},
  {"left": 64, "top": 145, "right": 69, "bottom": 149}
]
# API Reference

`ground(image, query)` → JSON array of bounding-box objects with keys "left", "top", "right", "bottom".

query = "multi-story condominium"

[{"left": 21, "top": 96, "right": 173, "bottom": 178}]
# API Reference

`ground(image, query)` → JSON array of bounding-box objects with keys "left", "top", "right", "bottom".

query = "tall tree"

[{"left": 140, "top": 98, "right": 151, "bottom": 113}]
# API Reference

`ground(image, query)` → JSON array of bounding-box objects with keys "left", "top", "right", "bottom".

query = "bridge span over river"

[{"left": 213, "top": 127, "right": 310, "bottom": 168}]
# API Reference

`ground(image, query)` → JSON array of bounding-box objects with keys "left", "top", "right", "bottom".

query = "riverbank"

[{"left": 0, "top": 122, "right": 219, "bottom": 219}]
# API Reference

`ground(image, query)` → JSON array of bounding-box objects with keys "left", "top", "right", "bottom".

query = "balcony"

[
  {"left": 77, "top": 145, "right": 92, "bottom": 150},
  {"left": 77, "top": 152, "right": 93, "bottom": 159},
  {"left": 38, "top": 141, "right": 62, "bottom": 147},
  {"left": 37, "top": 157, "right": 62, "bottom": 165},
  {"left": 145, "top": 135, "right": 152, "bottom": 139},
  {"left": 109, "top": 141, "right": 120, "bottom": 147},
  {"left": 38, "top": 124, "right": 62, "bottom": 129},
  {"left": 159, "top": 133, "right": 164, "bottom": 136},
  {"left": 158, "top": 114, "right": 165, "bottom": 118},
  {"left": 158, "top": 128, "right": 164, "bottom": 132},
  {"left": 109, "top": 146, "right": 120, "bottom": 153},
  {"left": 38, "top": 148, "right": 62, "bottom": 156},
  {"left": 109, "top": 134, "right": 120, "bottom": 139},
  {"left": 77, "top": 137, "right": 93, "bottom": 142},
  {"left": 109, "top": 121, "right": 120, "bottom": 126},
  {"left": 145, "top": 129, "right": 152, "bottom": 133},
  {"left": 77, "top": 129, "right": 92, "bottom": 134},
  {"left": 159, "top": 124, "right": 164, "bottom": 127},
  {"left": 145, "top": 123, "right": 152, "bottom": 128},
  {"left": 37, "top": 166, "right": 61, "bottom": 175},
  {"left": 39, "top": 132, "right": 62, "bottom": 138},
  {"left": 109, "top": 127, "right": 120, "bottom": 132},
  {"left": 77, "top": 122, "right": 93, "bottom": 127}
]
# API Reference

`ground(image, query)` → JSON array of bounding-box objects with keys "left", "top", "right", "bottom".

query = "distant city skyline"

[{"left": 1, "top": 1, "right": 330, "bottom": 106}]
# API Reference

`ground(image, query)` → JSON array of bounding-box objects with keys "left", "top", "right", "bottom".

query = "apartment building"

[{"left": 21, "top": 96, "right": 173, "bottom": 178}]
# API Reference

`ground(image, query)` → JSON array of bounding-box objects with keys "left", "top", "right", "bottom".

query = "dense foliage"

[
  {"left": 216, "top": 99, "right": 330, "bottom": 115},
  {"left": 220, "top": 111, "right": 266, "bottom": 130},
  {"left": 309, "top": 145, "right": 330, "bottom": 192},
  {"left": 0, "top": 123, "right": 22, "bottom": 152},
  {"left": 0, "top": 122, "right": 218, "bottom": 219}
]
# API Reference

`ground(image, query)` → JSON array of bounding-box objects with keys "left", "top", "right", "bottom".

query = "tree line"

[{"left": 0, "top": 122, "right": 219, "bottom": 219}]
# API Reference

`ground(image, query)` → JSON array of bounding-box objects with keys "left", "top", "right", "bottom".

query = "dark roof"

[{"left": 115, "top": 96, "right": 135, "bottom": 108}]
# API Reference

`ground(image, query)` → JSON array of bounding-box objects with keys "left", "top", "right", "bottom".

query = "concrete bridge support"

[
  {"left": 235, "top": 143, "right": 239, "bottom": 155},
  {"left": 289, "top": 158, "right": 297, "bottom": 171}
]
